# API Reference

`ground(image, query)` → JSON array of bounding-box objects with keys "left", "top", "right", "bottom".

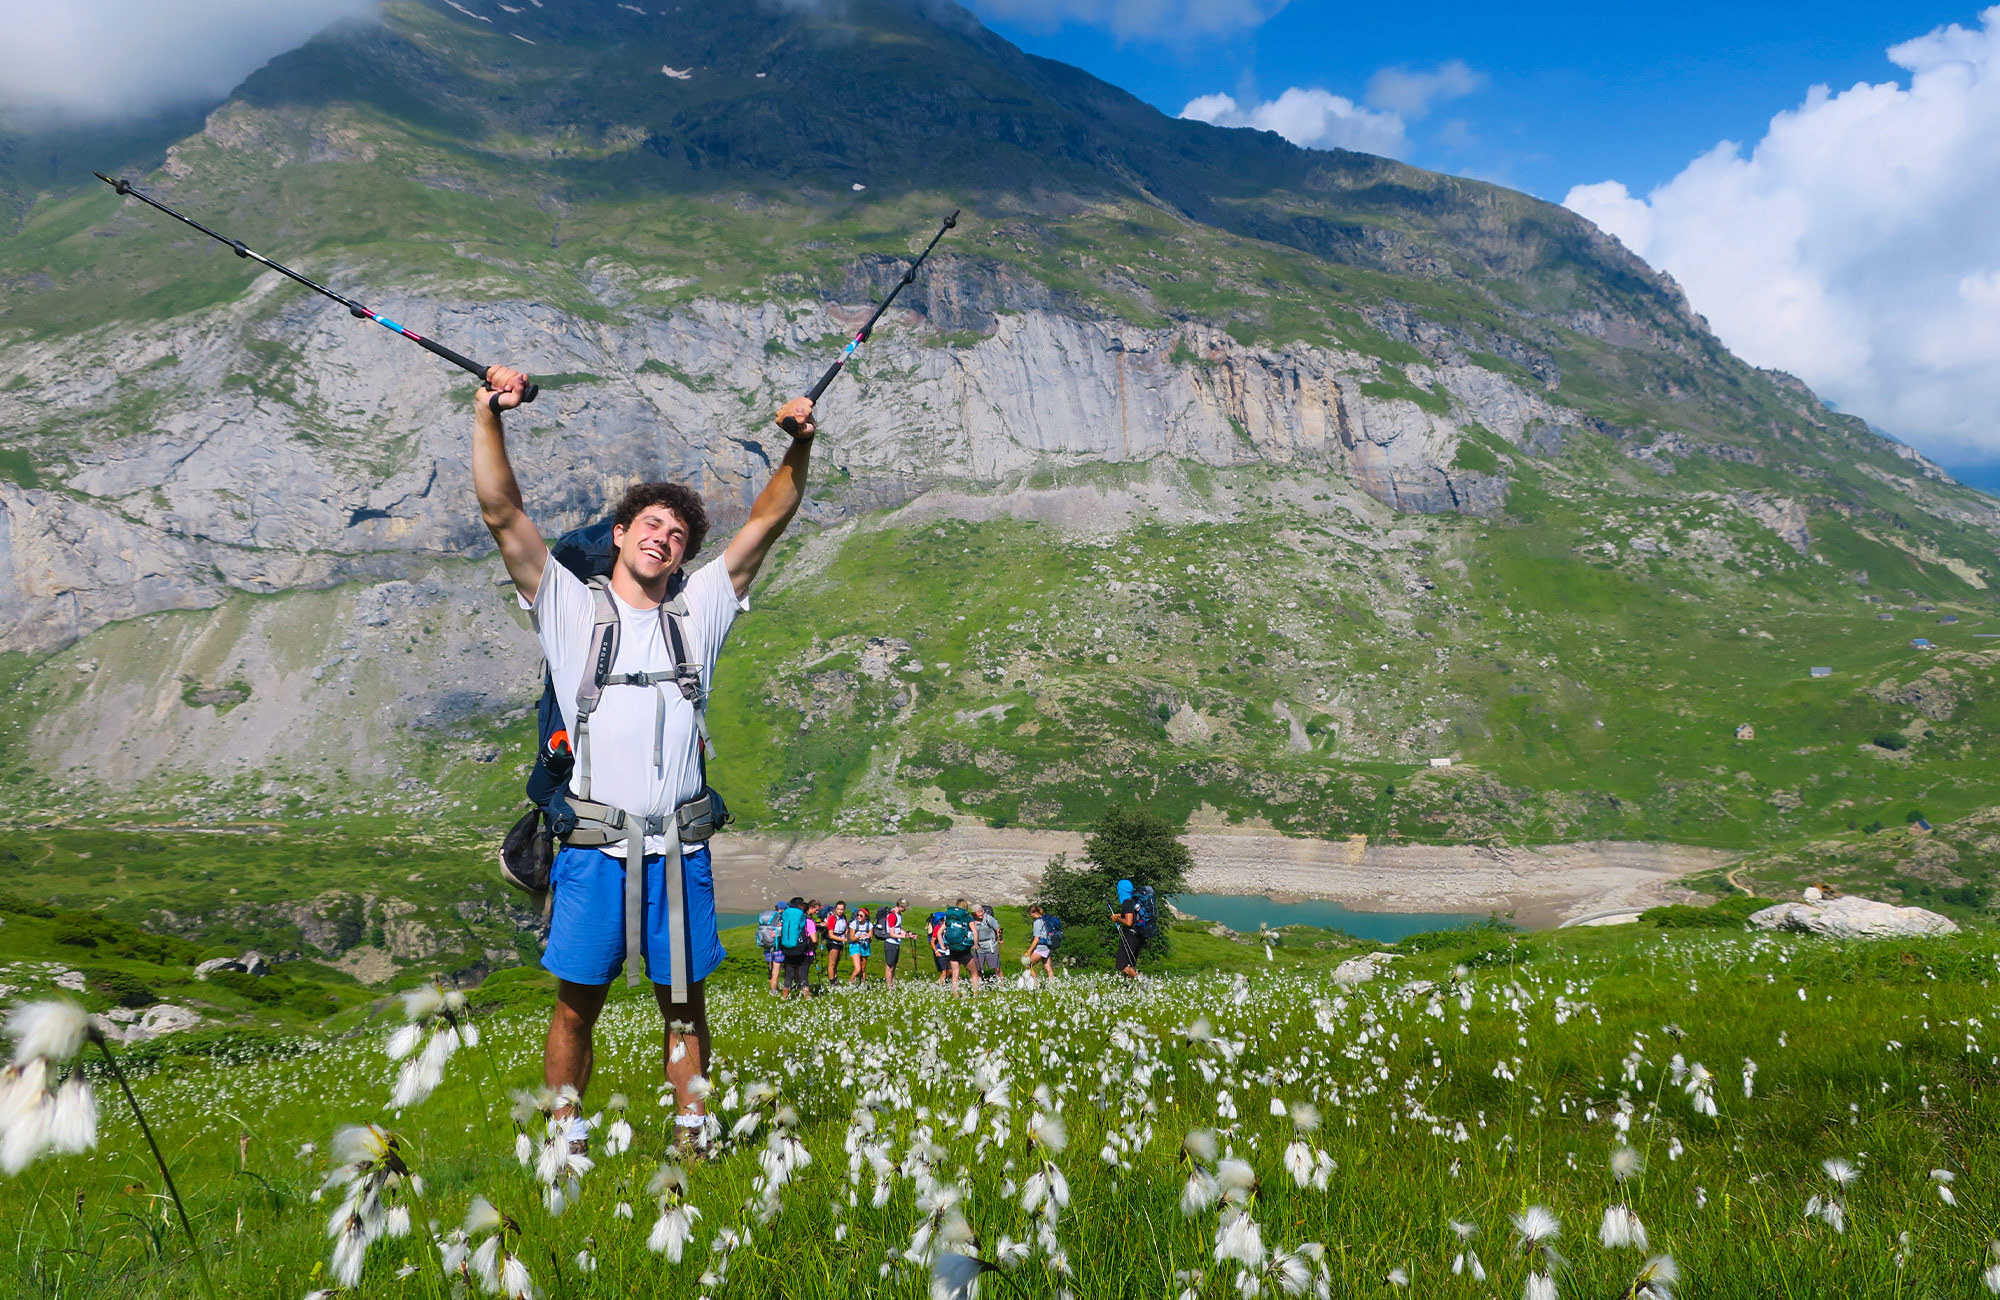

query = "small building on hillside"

[
  {"left": 1735, "top": 724, "right": 1755, "bottom": 740},
  {"left": 1428, "top": 757, "right": 1453, "bottom": 768},
  {"left": 1910, "top": 638, "right": 1934, "bottom": 649},
  {"left": 1940, "top": 614, "right": 1960, "bottom": 624},
  {"left": 1810, "top": 666, "right": 1833, "bottom": 678}
]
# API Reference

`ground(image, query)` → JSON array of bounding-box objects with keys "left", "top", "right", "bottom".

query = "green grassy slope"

[{"left": 2, "top": 923, "right": 1991, "bottom": 1299}]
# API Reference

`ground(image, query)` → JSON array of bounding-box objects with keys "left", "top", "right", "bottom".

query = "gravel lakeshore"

[{"left": 707, "top": 826, "right": 1732, "bottom": 928}]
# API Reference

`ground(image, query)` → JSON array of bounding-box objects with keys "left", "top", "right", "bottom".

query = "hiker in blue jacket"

[
  {"left": 1112, "top": 878, "right": 1143, "bottom": 979},
  {"left": 474, "top": 367, "right": 816, "bottom": 1152}
]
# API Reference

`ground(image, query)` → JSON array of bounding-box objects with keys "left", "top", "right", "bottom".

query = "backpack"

[
  {"left": 779, "top": 906, "right": 807, "bottom": 952},
  {"left": 1133, "top": 885, "right": 1158, "bottom": 938},
  {"left": 1042, "top": 915, "right": 1065, "bottom": 951},
  {"left": 756, "top": 909, "right": 781, "bottom": 949},
  {"left": 944, "top": 910, "right": 974, "bottom": 951},
  {"left": 928, "top": 913, "right": 946, "bottom": 952}
]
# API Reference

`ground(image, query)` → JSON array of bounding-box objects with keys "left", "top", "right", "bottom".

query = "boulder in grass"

[
  {"left": 194, "top": 957, "right": 245, "bottom": 979},
  {"left": 1749, "top": 895, "right": 1959, "bottom": 940},
  {"left": 126, "top": 1004, "right": 203, "bottom": 1042},
  {"left": 1334, "top": 951, "right": 1396, "bottom": 987}
]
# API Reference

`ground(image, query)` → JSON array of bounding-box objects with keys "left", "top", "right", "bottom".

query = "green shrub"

[
  {"left": 46, "top": 910, "right": 199, "bottom": 963},
  {"left": 83, "top": 967, "right": 157, "bottom": 1009},
  {"left": 0, "top": 890, "right": 56, "bottom": 918},
  {"left": 1872, "top": 733, "right": 1908, "bottom": 751},
  {"left": 1644, "top": 895, "right": 1778, "bottom": 929}
]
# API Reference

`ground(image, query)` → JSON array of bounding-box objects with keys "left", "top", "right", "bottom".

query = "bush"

[
  {"left": 1644, "top": 895, "right": 1777, "bottom": 929},
  {"left": 1031, "top": 804, "right": 1194, "bottom": 967},
  {"left": 46, "top": 910, "right": 199, "bottom": 964},
  {"left": 0, "top": 890, "right": 56, "bottom": 918},
  {"left": 83, "top": 967, "right": 157, "bottom": 1009},
  {"left": 1872, "top": 733, "right": 1908, "bottom": 751},
  {"left": 1396, "top": 918, "right": 1515, "bottom": 953}
]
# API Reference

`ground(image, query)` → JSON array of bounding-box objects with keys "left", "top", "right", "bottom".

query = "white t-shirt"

[{"left": 529, "top": 556, "right": 746, "bottom": 856}]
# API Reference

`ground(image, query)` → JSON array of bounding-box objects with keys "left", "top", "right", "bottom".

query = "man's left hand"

[{"left": 775, "top": 396, "right": 816, "bottom": 439}]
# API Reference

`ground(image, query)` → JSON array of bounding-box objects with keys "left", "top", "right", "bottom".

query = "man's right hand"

[{"left": 478, "top": 366, "right": 531, "bottom": 411}]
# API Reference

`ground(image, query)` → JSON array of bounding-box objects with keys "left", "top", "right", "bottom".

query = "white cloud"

[
  {"left": 1563, "top": 6, "right": 2000, "bottom": 463},
  {"left": 1180, "top": 87, "right": 1407, "bottom": 158},
  {"left": 1365, "top": 59, "right": 1486, "bottom": 120},
  {"left": 0, "top": 0, "right": 377, "bottom": 122},
  {"left": 967, "top": 0, "right": 1287, "bottom": 41}
]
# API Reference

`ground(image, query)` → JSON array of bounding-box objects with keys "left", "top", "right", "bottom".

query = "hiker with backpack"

[
  {"left": 776, "top": 896, "right": 813, "bottom": 999},
  {"left": 473, "top": 367, "right": 818, "bottom": 1150},
  {"left": 881, "top": 899, "right": 911, "bottom": 986},
  {"left": 757, "top": 899, "right": 786, "bottom": 994},
  {"left": 823, "top": 901, "right": 850, "bottom": 983},
  {"left": 973, "top": 903, "right": 1003, "bottom": 981},
  {"left": 1022, "top": 904, "right": 1059, "bottom": 985},
  {"left": 928, "top": 910, "right": 950, "bottom": 983},
  {"left": 1111, "top": 877, "right": 1155, "bottom": 979},
  {"left": 942, "top": 898, "right": 979, "bottom": 993},
  {"left": 846, "top": 905, "right": 874, "bottom": 984}
]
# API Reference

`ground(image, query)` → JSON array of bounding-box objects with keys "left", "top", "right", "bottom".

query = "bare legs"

[{"left": 543, "top": 978, "right": 709, "bottom": 1146}]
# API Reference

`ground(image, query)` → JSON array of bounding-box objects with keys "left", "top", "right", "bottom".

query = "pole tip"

[
  {"left": 93, "top": 172, "right": 133, "bottom": 195},
  {"left": 944, "top": 209, "right": 959, "bottom": 228}
]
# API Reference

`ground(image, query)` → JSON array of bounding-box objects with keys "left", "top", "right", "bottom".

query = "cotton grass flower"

[
  {"left": 646, "top": 1163, "right": 703, "bottom": 1263},
  {"left": 1597, "top": 1204, "right": 1648, "bottom": 1250},
  {"left": 931, "top": 1251, "right": 993, "bottom": 1300},
  {"left": 0, "top": 1000, "right": 97, "bottom": 1174},
  {"left": 321, "top": 1123, "right": 419, "bottom": 1286},
  {"left": 1931, "top": 1169, "right": 1956, "bottom": 1206},
  {"left": 1610, "top": 1146, "right": 1643, "bottom": 1182},
  {"left": 1627, "top": 1253, "right": 1678, "bottom": 1299},
  {"left": 385, "top": 982, "right": 478, "bottom": 1108}
]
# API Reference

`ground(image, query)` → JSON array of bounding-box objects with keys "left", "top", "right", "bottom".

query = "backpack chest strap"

[{"left": 573, "top": 579, "right": 711, "bottom": 802}]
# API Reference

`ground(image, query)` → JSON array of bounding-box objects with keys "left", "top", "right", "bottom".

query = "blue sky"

[
  {"left": 971, "top": 1, "right": 1973, "bottom": 200},
  {"left": 971, "top": 2, "right": 2000, "bottom": 491}
]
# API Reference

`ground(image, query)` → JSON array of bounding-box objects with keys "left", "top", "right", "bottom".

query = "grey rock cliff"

[{"left": 1, "top": 264, "right": 1579, "bottom": 653}]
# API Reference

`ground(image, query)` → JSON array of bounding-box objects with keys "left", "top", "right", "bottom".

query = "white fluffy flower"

[
  {"left": 931, "top": 1252, "right": 987, "bottom": 1300},
  {"left": 1598, "top": 1204, "right": 1649, "bottom": 1250},
  {"left": 8, "top": 1002, "right": 90, "bottom": 1066}
]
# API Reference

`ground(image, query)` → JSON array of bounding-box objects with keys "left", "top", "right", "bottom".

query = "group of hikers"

[
  {"left": 755, "top": 898, "right": 1058, "bottom": 996},
  {"left": 752, "top": 879, "right": 1161, "bottom": 997}
]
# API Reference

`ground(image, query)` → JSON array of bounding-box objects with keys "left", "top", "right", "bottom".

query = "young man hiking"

[{"left": 473, "top": 366, "right": 816, "bottom": 1150}]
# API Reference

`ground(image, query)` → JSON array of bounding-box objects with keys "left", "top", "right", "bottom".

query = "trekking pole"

[
  {"left": 780, "top": 208, "right": 958, "bottom": 434},
  {"left": 94, "top": 172, "right": 537, "bottom": 412}
]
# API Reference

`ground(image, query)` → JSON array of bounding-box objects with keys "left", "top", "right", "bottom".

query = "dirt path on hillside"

[{"left": 708, "top": 828, "right": 1732, "bottom": 928}]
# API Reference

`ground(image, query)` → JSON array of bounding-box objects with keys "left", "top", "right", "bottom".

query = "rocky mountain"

[{"left": 2, "top": 0, "right": 1998, "bottom": 882}]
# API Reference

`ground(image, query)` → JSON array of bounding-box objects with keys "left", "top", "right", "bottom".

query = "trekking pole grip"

[{"left": 483, "top": 369, "right": 541, "bottom": 414}]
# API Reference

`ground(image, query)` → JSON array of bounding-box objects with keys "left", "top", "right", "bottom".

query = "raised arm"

[
  {"left": 472, "top": 366, "right": 550, "bottom": 603},
  {"left": 722, "top": 396, "right": 817, "bottom": 601}
]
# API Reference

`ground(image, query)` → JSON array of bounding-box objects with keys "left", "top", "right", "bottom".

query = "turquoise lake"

[{"left": 1171, "top": 893, "right": 1483, "bottom": 942}]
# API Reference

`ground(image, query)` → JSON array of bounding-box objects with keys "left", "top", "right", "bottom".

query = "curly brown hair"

[{"left": 612, "top": 481, "right": 709, "bottom": 562}]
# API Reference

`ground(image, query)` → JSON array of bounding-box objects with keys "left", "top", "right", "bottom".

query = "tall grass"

[{"left": 4, "top": 927, "right": 1994, "bottom": 1298}]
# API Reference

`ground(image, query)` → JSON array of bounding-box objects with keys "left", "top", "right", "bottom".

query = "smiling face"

[{"left": 612, "top": 504, "right": 690, "bottom": 587}]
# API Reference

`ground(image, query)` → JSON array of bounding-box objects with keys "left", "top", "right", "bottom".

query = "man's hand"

[
  {"left": 478, "top": 366, "right": 532, "bottom": 412},
  {"left": 774, "top": 396, "right": 816, "bottom": 439}
]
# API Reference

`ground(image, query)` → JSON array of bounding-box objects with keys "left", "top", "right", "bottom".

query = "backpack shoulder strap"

[
  {"left": 660, "top": 595, "right": 715, "bottom": 774},
  {"left": 572, "top": 576, "right": 622, "bottom": 801}
]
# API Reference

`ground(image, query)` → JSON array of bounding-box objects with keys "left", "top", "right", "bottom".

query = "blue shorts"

[{"left": 543, "top": 843, "right": 724, "bottom": 988}]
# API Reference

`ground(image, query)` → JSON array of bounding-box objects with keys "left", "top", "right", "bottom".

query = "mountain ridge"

[{"left": 0, "top": 0, "right": 1995, "bottom": 912}]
